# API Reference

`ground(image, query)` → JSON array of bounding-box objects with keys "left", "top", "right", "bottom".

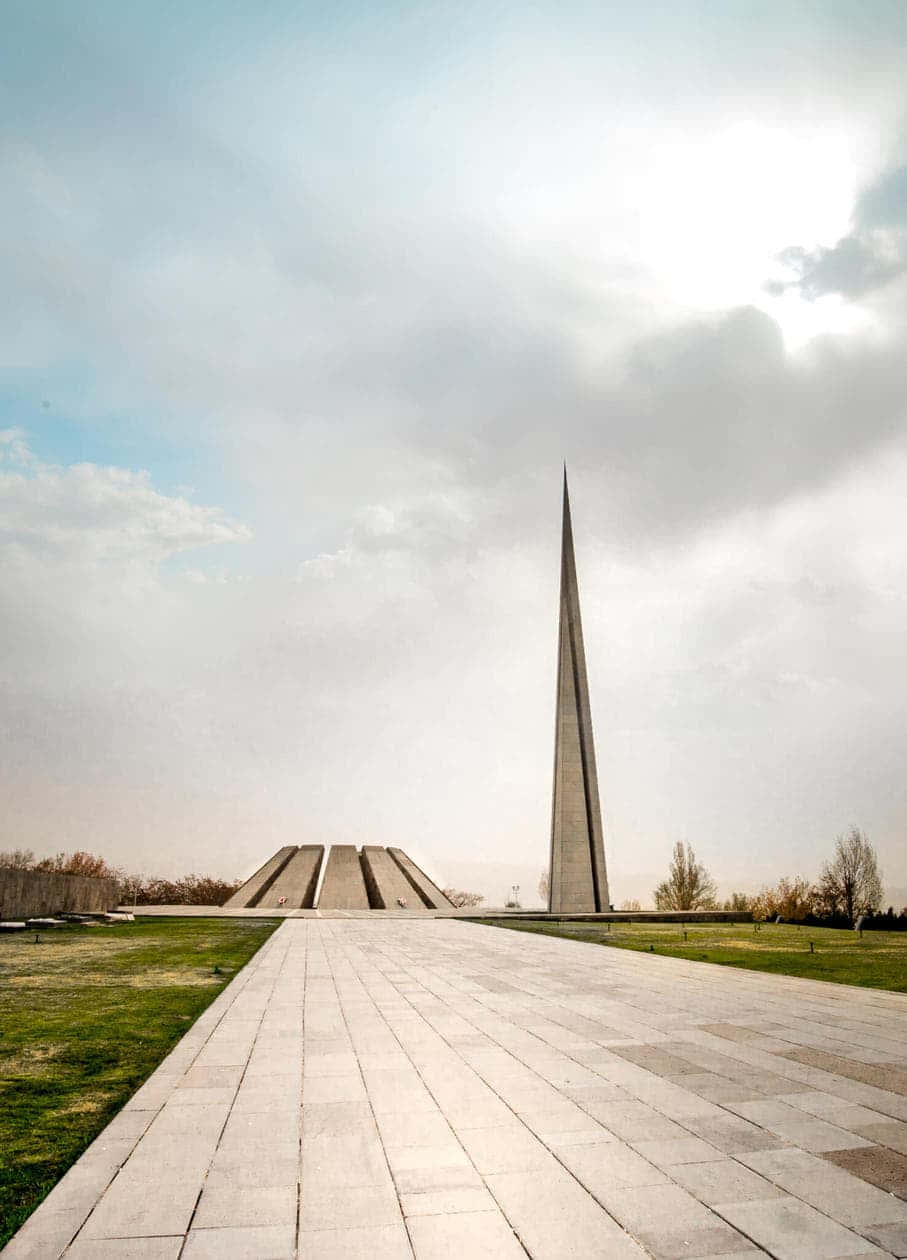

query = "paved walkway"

[{"left": 5, "top": 920, "right": 907, "bottom": 1259}]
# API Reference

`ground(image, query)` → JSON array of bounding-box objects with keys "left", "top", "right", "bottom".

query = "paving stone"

[
  {"left": 0, "top": 1210, "right": 84, "bottom": 1259},
  {"left": 860, "top": 1222, "right": 907, "bottom": 1257},
  {"left": 596, "top": 1182, "right": 722, "bottom": 1234},
  {"left": 298, "top": 1182, "right": 402, "bottom": 1232},
  {"left": 851, "top": 1122, "right": 907, "bottom": 1156},
  {"left": 555, "top": 1138, "right": 669, "bottom": 1192},
  {"left": 669, "top": 1158, "right": 785, "bottom": 1206},
  {"left": 406, "top": 1208, "right": 528, "bottom": 1258},
  {"left": 377, "top": 1109, "right": 458, "bottom": 1149},
  {"left": 298, "top": 1223, "right": 413, "bottom": 1258},
  {"left": 193, "top": 1184, "right": 298, "bottom": 1229},
  {"left": 728, "top": 1099, "right": 873, "bottom": 1152},
  {"left": 716, "top": 1197, "right": 887, "bottom": 1258},
  {"left": 456, "top": 1124, "right": 552, "bottom": 1172},
  {"left": 633, "top": 1225, "right": 762, "bottom": 1259},
  {"left": 631, "top": 1136, "right": 724, "bottom": 1167},
  {"left": 739, "top": 1146, "right": 907, "bottom": 1228},
  {"left": 64, "top": 1238, "right": 183, "bottom": 1258},
  {"left": 823, "top": 1143, "right": 907, "bottom": 1198},
  {"left": 486, "top": 1167, "right": 650, "bottom": 1257},
  {"left": 182, "top": 1225, "right": 296, "bottom": 1258},
  {"left": 79, "top": 1175, "right": 201, "bottom": 1238},
  {"left": 302, "top": 1126, "right": 392, "bottom": 1189},
  {"left": 401, "top": 1185, "right": 497, "bottom": 1215},
  {"left": 302, "top": 1073, "right": 367, "bottom": 1103}
]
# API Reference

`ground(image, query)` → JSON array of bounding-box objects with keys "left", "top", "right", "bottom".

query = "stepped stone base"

[{"left": 222, "top": 845, "right": 453, "bottom": 911}]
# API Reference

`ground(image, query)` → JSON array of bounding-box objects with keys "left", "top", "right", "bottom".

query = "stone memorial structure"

[
  {"left": 548, "top": 470, "right": 612, "bottom": 912},
  {"left": 223, "top": 844, "right": 453, "bottom": 910}
]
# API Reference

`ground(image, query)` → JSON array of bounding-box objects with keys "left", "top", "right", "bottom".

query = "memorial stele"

[{"left": 548, "top": 469, "right": 612, "bottom": 913}]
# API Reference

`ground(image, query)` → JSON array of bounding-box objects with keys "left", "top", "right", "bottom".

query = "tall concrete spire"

[{"left": 549, "top": 469, "right": 611, "bottom": 912}]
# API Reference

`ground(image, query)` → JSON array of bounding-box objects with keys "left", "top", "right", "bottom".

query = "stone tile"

[
  {"left": 406, "top": 1209, "right": 528, "bottom": 1259},
  {"left": 667, "top": 1072, "right": 768, "bottom": 1105},
  {"left": 592, "top": 1100, "right": 690, "bottom": 1142},
  {"left": 303, "top": 1073, "right": 367, "bottom": 1103},
  {"left": 377, "top": 1109, "right": 456, "bottom": 1149},
  {"left": 193, "top": 1184, "right": 297, "bottom": 1229},
  {"left": 303, "top": 1127, "right": 391, "bottom": 1189},
  {"left": 553, "top": 1139, "right": 668, "bottom": 1192},
  {"left": 208, "top": 1149, "right": 299, "bottom": 1187},
  {"left": 65, "top": 1238, "right": 183, "bottom": 1258},
  {"left": 299, "top": 1223, "right": 413, "bottom": 1258},
  {"left": 823, "top": 1144, "right": 907, "bottom": 1198},
  {"left": 299, "top": 1182, "right": 402, "bottom": 1232},
  {"left": 30, "top": 1163, "right": 112, "bottom": 1216},
  {"left": 597, "top": 1182, "right": 720, "bottom": 1234},
  {"left": 716, "top": 1197, "right": 887, "bottom": 1258},
  {"left": 860, "top": 1222, "right": 907, "bottom": 1257},
  {"left": 728, "top": 1099, "right": 872, "bottom": 1153},
  {"left": 631, "top": 1137, "right": 723, "bottom": 1167},
  {"left": 457, "top": 1124, "right": 552, "bottom": 1172},
  {"left": 670, "top": 1158, "right": 785, "bottom": 1206},
  {"left": 79, "top": 1176, "right": 201, "bottom": 1238},
  {"left": 400, "top": 1185, "right": 496, "bottom": 1215},
  {"left": 634, "top": 1226, "right": 761, "bottom": 1259},
  {"left": 442, "top": 1093, "right": 518, "bottom": 1130},
  {"left": 486, "top": 1167, "right": 648, "bottom": 1258},
  {"left": 739, "top": 1146, "right": 907, "bottom": 1228},
  {"left": 181, "top": 1066, "right": 244, "bottom": 1090},
  {"left": 183, "top": 1225, "right": 296, "bottom": 1259},
  {"left": 682, "top": 1113, "right": 786, "bottom": 1154},
  {"left": 0, "top": 1210, "right": 84, "bottom": 1260},
  {"left": 855, "top": 1121, "right": 907, "bottom": 1155}
]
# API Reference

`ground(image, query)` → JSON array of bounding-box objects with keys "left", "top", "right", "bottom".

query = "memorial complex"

[{"left": 5, "top": 474, "right": 907, "bottom": 1260}]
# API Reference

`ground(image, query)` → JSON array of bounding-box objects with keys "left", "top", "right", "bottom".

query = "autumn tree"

[
  {"left": 750, "top": 877, "right": 815, "bottom": 922},
  {"left": 653, "top": 842, "right": 717, "bottom": 911},
  {"left": 817, "top": 828, "right": 883, "bottom": 926},
  {"left": 34, "top": 850, "right": 121, "bottom": 880}
]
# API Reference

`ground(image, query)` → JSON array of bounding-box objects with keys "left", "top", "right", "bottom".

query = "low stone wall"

[
  {"left": 470, "top": 910, "right": 753, "bottom": 924},
  {"left": 0, "top": 868, "right": 118, "bottom": 919}
]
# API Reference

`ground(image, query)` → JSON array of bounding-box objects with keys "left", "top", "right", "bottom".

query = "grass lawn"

[
  {"left": 0, "top": 916, "right": 279, "bottom": 1246},
  {"left": 482, "top": 919, "right": 907, "bottom": 994}
]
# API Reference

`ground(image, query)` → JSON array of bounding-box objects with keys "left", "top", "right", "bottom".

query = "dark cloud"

[{"left": 770, "top": 162, "right": 907, "bottom": 300}]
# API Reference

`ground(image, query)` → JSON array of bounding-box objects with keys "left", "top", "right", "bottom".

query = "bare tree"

[
  {"left": 653, "top": 842, "right": 717, "bottom": 911},
  {"left": 619, "top": 898, "right": 641, "bottom": 911},
  {"left": 442, "top": 888, "right": 485, "bottom": 909},
  {"left": 817, "top": 828, "right": 883, "bottom": 925},
  {"left": 537, "top": 870, "right": 550, "bottom": 903},
  {"left": 0, "top": 848, "right": 36, "bottom": 869}
]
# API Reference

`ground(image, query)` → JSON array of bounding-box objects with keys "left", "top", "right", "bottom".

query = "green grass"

[
  {"left": 480, "top": 919, "right": 907, "bottom": 994},
  {"left": 0, "top": 916, "right": 279, "bottom": 1246}
]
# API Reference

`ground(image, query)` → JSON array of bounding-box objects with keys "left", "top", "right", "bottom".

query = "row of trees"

[
  {"left": 652, "top": 828, "right": 887, "bottom": 926},
  {"left": 0, "top": 849, "right": 242, "bottom": 907},
  {"left": 533, "top": 828, "right": 892, "bottom": 927}
]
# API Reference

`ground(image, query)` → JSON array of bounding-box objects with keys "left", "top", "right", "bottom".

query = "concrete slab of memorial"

[{"left": 7, "top": 919, "right": 906, "bottom": 1259}]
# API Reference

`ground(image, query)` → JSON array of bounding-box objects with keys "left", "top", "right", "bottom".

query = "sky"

[{"left": 2, "top": 1, "right": 907, "bottom": 907}]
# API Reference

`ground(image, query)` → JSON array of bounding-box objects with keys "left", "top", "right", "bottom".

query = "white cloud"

[{"left": 0, "top": 437, "right": 251, "bottom": 565}]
